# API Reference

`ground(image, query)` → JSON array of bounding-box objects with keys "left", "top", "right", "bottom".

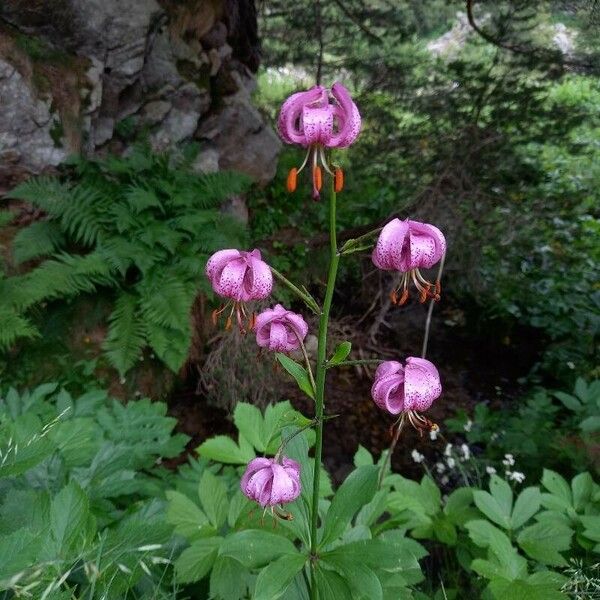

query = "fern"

[
  {"left": 103, "top": 293, "right": 146, "bottom": 375},
  {"left": 0, "top": 308, "right": 39, "bottom": 351},
  {"left": 1, "top": 144, "right": 250, "bottom": 373},
  {"left": 11, "top": 221, "right": 65, "bottom": 265}
]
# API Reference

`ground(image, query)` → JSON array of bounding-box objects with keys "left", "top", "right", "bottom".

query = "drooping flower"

[
  {"left": 206, "top": 249, "right": 273, "bottom": 332},
  {"left": 254, "top": 304, "right": 308, "bottom": 353},
  {"left": 371, "top": 357, "right": 442, "bottom": 434},
  {"left": 240, "top": 456, "right": 301, "bottom": 511},
  {"left": 372, "top": 218, "right": 446, "bottom": 304},
  {"left": 278, "top": 82, "right": 361, "bottom": 198}
]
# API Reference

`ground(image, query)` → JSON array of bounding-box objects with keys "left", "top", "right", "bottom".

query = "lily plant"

[{"left": 204, "top": 81, "right": 446, "bottom": 600}]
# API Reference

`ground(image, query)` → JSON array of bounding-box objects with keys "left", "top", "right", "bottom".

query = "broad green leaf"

[
  {"left": 474, "top": 490, "right": 511, "bottom": 529},
  {"left": 572, "top": 472, "right": 594, "bottom": 510},
  {"left": 253, "top": 553, "right": 307, "bottom": 600},
  {"left": 320, "top": 465, "right": 379, "bottom": 547},
  {"left": 219, "top": 530, "right": 296, "bottom": 568},
  {"left": 354, "top": 445, "right": 374, "bottom": 467},
  {"left": 275, "top": 353, "right": 315, "bottom": 399},
  {"left": 579, "top": 515, "right": 600, "bottom": 546},
  {"left": 488, "top": 572, "right": 568, "bottom": 600},
  {"left": 553, "top": 391, "right": 582, "bottom": 412},
  {"left": 210, "top": 555, "right": 248, "bottom": 599},
  {"left": 233, "top": 402, "right": 265, "bottom": 451},
  {"left": 329, "top": 341, "right": 352, "bottom": 365},
  {"left": 542, "top": 470, "right": 572, "bottom": 507},
  {"left": 49, "top": 481, "right": 93, "bottom": 557},
  {"left": 174, "top": 537, "right": 222, "bottom": 583},
  {"left": 580, "top": 416, "right": 600, "bottom": 432},
  {"left": 490, "top": 475, "right": 513, "bottom": 517},
  {"left": 444, "top": 487, "right": 477, "bottom": 526},
  {"left": 197, "top": 435, "right": 255, "bottom": 464},
  {"left": 511, "top": 487, "right": 541, "bottom": 529},
  {"left": 322, "top": 551, "right": 382, "bottom": 600},
  {"left": 166, "top": 490, "right": 210, "bottom": 539},
  {"left": 0, "top": 529, "right": 39, "bottom": 584},
  {"left": 314, "top": 565, "right": 353, "bottom": 600},
  {"left": 517, "top": 521, "right": 573, "bottom": 566},
  {"left": 198, "top": 470, "right": 229, "bottom": 529}
]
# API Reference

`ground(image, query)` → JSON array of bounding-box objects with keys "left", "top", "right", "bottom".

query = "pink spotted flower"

[
  {"left": 372, "top": 218, "right": 446, "bottom": 305},
  {"left": 241, "top": 457, "right": 301, "bottom": 512},
  {"left": 206, "top": 249, "right": 273, "bottom": 332},
  {"left": 371, "top": 357, "right": 442, "bottom": 433},
  {"left": 255, "top": 304, "right": 308, "bottom": 353},
  {"left": 278, "top": 82, "right": 361, "bottom": 198}
]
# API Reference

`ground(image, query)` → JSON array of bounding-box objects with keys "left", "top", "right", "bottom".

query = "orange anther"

[
  {"left": 399, "top": 289, "right": 409, "bottom": 305},
  {"left": 249, "top": 313, "right": 256, "bottom": 330},
  {"left": 334, "top": 167, "right": 344, "bottom": 192},
  {"left": 286, "top": 168, "right": 298, "bottom": 192},
  {"left": 312, "top": 166, "right": 322, "bottom": 192},
  {"left": 211, "top": 308, "right": 220, "bottom": 326},
  {"left": 435, "top": 280, "right": 441, "bottom": 295},
  {"left": 389, "top": 290, "right": 398, "bottom": 305},
  {"left": 225, "top": 316, "right": 233, "bottom": 330},
  {"left": 419, "top": 289, "right": 427, "bottom": 303}
]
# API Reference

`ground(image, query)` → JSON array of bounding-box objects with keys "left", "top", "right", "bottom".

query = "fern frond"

[
  {"left": 146, "top": 323, "right": 191, "bottom": 373},
  {"left": 0, "top": 210, "right": 15, "bottom": 228},
  {"left": 124, "top": 186, "right": 163, "bottom": 214},
  {"left": 103, "top": 293, "right": 146, "bottom": 375},
  {"left": 5, "top": 252, "right": 114, "bottom": 311},
  {"left": 59, "top": 185, "right": 109, "bottom": 246},
  {"left": 194, "top": 171, "right": 251, "bottom": 206},
  {"left": 5, "top": 177, "right": 69, "bottom": 218},
  {"left": 139, "top": 274, "right": 197, "bottom": 331},
  {"left": 11, "top": 221, "right": 66, "bottom": 265},
  {"left": 0, "top": 308, "right": 39, "bottom": 351}
]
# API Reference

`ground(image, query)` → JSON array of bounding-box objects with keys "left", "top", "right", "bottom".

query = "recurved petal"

[
  {"left": 406, "top": 221, "right": 446, "bottom": 269},
  {"left": 244, "top": 255, "right": 273, "bottom": 301},
  {"left": 284, "top": 312, "right": 308, "bottom": 341},
  {"left": 278, "top": 86, "right": 327, "bottom": 146},
  {"left": 328, "top": 82, "right": 361, "bottom": 148},
  {"left": 374, "top": 360, "right": 403, "bottom": 379},
  {"left": 215, "top": 257, "right": 247, "bottom": 299},
  {"left": 267, "top": 321, "right": 290, "bottom": 352},
  {"left": 302, "top": 106, "right": 335, "bottom": 146},
  {"left": 371, "top": 373, "right": 405, "bottom": 414},
  {"left": 404, "top": 357, "right": 442, "bottom": 412},
  {"left": 240, "top": 458, "right": 273, "bottom": 493},
  {"left": 270, "top": 463, "right": 301, "bottom": 505},
  {"left": 282, "top": 457, "right": 301, "bottom": 482},
  {"left": 372, "top": 219, "right": 410, "bottom": 270},
  {"left": 206, "top": 249, "right": 241, "bottom": 281},
  {"left": 243, "top": 464, "right": 274, "bottom": 504}
]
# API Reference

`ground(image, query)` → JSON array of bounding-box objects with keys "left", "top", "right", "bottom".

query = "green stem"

[
  {"left": 326, "top": 358, "right": 383, "bottom": 368},
  {"left": 270, "top": 266, "right": 321, "bottom": 315},
  {"left": 309, "top": 180, "right": 340, "bottom": 599}
]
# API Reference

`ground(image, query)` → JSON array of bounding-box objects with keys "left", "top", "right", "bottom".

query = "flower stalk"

[
  {"left": 310, "top": 178, "right": 340, "bottom": 598},
  {"left": 270, "top": 266, "right": 321, "bottom": 315}
]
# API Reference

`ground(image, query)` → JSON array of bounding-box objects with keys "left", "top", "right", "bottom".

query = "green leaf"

[
  {"left": 474, "top": 490, "right": 511, "bottom": 529},
  {"left": 174, "top": 537, "right": 222, "bottom": 583},
  {"left": 320, "top": 465, "right": 379, "bottom": 547},
  {"left": 580, "top": 416, "right": 600, "bottom": 432},
  {"left": 322, "top": 551, "right": 383, "bottom": 600},
  {"left": 517, "top": 521, "right": 573, "bottom": 566},
  {"left": 314, "top": 565, "right": 353, "bottom": 600},
  {"left": 354, "top": 445, "right": 374, "bottom": 467},
  {"left": 572, "top": 472, "right": 594, "bottom": 511},
  {"left": 511, "top": 487, "right": 541, "bottom": 529},
  {"left": 444, "top": 487, "right": 477, "bottom": 526},
  {"left": 329, "top": 341, "right": 352, "bottom": 365},
  {"left": 234, "top": 402, "right": 265, "bottom": 451},
  {"left": 490, "top": 475, "right": 513, "bottom": 517},
  {"left": 198, "top": 470, "right": 229, "bottom": 529},
  {"left": 166, "top": 490, "right": 210, "bottom": 539},
  {"left": 542, "top": 469, "right": 572, "bottom": 507},
  {"left": 210, "top": 556, "right": 248, "bottom": 600},
  {"left": 253, "top": 553, "right": 307, "bottom": 600},
  {"left": 276, "top": 353, "right": 315, "bottom": 399},
  {"left": 197, "top": 435, "right": 255, "bottom": 464},
  {"left": 219, "top": 530, "right": 297, "bottom": 568},
  {"left": 49, "top": 481, "right": 93, "bottom": 557},
  {"left": 553, "top": 391, "right": 582, "bottom": 412}
]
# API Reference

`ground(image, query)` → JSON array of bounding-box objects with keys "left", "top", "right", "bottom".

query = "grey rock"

[
  {"left": 192, "top": 147, "right": 220, "bottom": 174},
  {"left": 142, "top": 100, "right": 172, "bottom": 125}
]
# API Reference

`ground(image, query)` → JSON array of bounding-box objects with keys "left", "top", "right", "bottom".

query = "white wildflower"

[
  {"left": 429, "top": 428, "right": 439, "bottom": 441},
  {"left": 411, "top": 449, "right": 425, "bottom": 463},
  {"left": 460, "top": 443, "right": 470, "bottom": 461},
  {"left": 441, "top": 475, "right": 449, "bottom": 485},
  {"left": 486, "top": 466, "right": 497, "bottom": 475},
  {"left": 435, "top": 462, "right": 446, "bottom": 473},
  {"left": 444, "top": 443, "right": 453, "bottom": 457},
  {"left": 446, "top": 457, "right": 456, "bottom": 469},
  {"left": 463, "top": 419, "right": 473, "bottom": 432},
  {"left": 502, "top": 453, "right": 515, "bottom": 467},
  {"left": 508, "top": 471, "right": 526, "bottom": 483}
]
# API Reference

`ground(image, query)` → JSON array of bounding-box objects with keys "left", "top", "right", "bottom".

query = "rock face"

[{"left": 0, "top": 0, "right": 280, "bottom": 188}]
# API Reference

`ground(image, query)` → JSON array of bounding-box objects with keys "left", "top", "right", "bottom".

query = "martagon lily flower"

[
  {"left": 255, "top": 304, "right": 308, "bottom": 353},
  {"left": 206, "top": 249, "right": 273, "bottom": 332},
  {"left": 241, "top": 456, "right": 301, "bottom": 516},
  {"left": 371, "top": 357, "right": 442, "bottom": 434},
  {"left": 278, "top": 82, "right": 361, "bottom": 198},
  {"left": 372, "top": 218, "right": 446, "bottom": 305}
]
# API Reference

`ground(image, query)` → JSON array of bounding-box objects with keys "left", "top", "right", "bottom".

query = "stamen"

[
  {"left": 398, "top": 288, "right": 409, "bottom": 306},
  {"left": 297, "top": 147, "right": 312, "bottom": 174},
  {"left": 312, "top": 166, "right": 322, "bottom": 193},
  {"left": 318, "top": 146, "right": 334, "bottom": 175},
  {"left": 225, "top": 316, "right": 233, "bottom": 330},
  {"left": 390, "top": 290, "right": 398, "bottom": 305},
  {"left": 334, "top": 167, "right": 344, "bottom": 193},
  {"left": 286, "top": 168, "right": 298, "bottom": 192}
]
